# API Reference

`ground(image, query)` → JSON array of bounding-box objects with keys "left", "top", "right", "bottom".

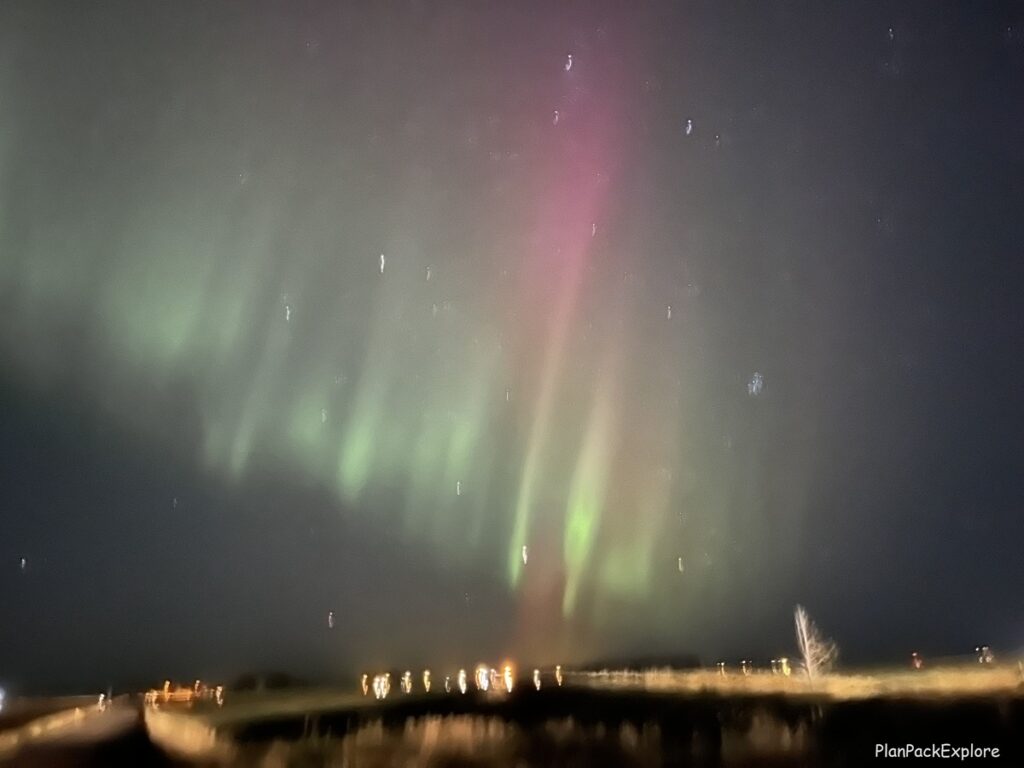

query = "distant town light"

[
  {"left": 503, "top": 664, "right": 514, "bottom": 693},
  {"left": 475, "top": 665, "right": 490, "bottom": 692}
]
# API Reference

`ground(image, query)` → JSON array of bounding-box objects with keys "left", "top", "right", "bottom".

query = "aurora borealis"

[{"left": 3, "top": 2, "right": 1024, "bottom": 691}]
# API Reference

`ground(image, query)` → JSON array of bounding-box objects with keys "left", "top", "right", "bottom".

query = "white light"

[
  {"left": 380, "top": 253, "right": 386, "bottom": 274},
  {"left": 522, "top": 546, "right": 528, "bottom": 565},
  {"left": 565, "top": 53, "right": 573, "bottom": 72},
  {"left": 458, "top": 669, "right": 467, "bottom": 695},
  {"left": 422, "top": 670, "right": 431, "bottom": 693},
  {"left": 555, "top": 665, "right": 563, "bottom": 687},
  {"left": 373, "top": 673, "right": 391, "bottom": 699},
  {"left": 503, "top": 664, "right": 514, "bottom": 693},
  {"left": 533, "top": 669, "right": 541, "bottom": 691},
  {"left": 748, "top": 371, "right": 764, "bottom": 397},
  {"left": 475, "top": 665, "right": 490, "bottom": 692}
]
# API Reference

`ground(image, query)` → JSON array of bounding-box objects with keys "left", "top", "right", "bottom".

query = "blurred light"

[
  {"left": 555, "top": 665, "right": 563, "bottom": 687},
  {"left": 361, "top": 674, "right": 369, "bottom": 696},
  {"left": 401, "top": 670, "right": 413, "bottom": 694},
  {"left": 444, "top": 676, "right": 451, "bottom": 693},
  {"left": 372, "top": 673, "right": 391, "bottom": 700},
  {"left": 422, "top": 669, "right": 431, "bottom": 693},
  {"left": 458, "top": 668, "right": 468, "bottom": 694},
  {"left": 0, "top": 687, "right": 6, "bottom": 713},
  {"left": 475, "top": 665, "right": 490, "bottom": 692},
  {"left": 533, "top": 669, "right": 541, "bottom": 691},
  {"left": 214, "top": 685, "right": 224, "bottom": 706},
  {"left": 503, "top": 664, "right": 514, "bottom": 693},
  {"left": 748, "top": 372, "right": 764, "bottom": 396}
]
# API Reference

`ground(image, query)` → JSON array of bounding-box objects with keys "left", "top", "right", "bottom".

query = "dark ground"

[{"left": 3, "top": 687, "right": 1023, "bottom": 767}]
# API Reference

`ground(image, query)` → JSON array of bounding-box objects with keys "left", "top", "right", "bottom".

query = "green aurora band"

[{"left": 0, "top": 12, "right": 798, "bottom": 653}]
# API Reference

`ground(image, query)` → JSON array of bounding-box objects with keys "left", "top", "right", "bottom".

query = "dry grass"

[{"left": 577, "top": 662, "right": 1024, "bottom": 699}]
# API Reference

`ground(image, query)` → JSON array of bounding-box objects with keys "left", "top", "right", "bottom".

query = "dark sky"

[{"left": 1, "top": 1, "right": 1023, "bottom": 695}]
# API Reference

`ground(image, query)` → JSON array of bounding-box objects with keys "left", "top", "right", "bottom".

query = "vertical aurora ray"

[
  {"left": 562, "top": 367, "right": 617, "bottom": 616},
  {"left": 505, "top": 91, "right": 625, "bottom": 595}
]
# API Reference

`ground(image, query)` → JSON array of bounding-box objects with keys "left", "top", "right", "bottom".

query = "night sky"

[{"left": 2, "top": 1, "right": 1023, "bottom": 695}]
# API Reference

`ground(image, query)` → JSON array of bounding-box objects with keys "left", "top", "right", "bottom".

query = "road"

[{"left": 0, "top": 702, "right": 190, "bottom": 768}]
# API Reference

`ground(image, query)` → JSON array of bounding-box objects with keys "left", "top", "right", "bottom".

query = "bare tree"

[{"left": 794, "top": 604, "right": 838, "bottom": 684}]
